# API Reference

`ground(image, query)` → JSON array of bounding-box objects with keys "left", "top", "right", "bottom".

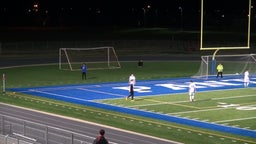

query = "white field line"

[
  {"left": 212, "top": 94, "right": 255, "bottom": 100},
  {"left": 127, "top": 100, "right": 188, "bottom": 108},
  {"left": 77, "top": 88, "right": 126, "bottom": 97},
  {"left": 214, "top": 117, "right": 256, "bottom": 123},
  {"left": 169, "top": 104, "right": 256, "bottom": 115},
  {"left": 28, "top": 87, "right": 125, "bottom": 100},
  {"left": 169, "top": 107, "right": 232, "bottom": 115},
  {"left": 28, "top": 89, "right": 90, "bottom": 102}
]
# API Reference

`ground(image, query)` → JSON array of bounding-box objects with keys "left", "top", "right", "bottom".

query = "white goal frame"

[
  {"left": 59, "top": 47, "right": 121, "bottom": 71},
  {"left": 193, "top": 53, "right": 256, "bottom": 79}
]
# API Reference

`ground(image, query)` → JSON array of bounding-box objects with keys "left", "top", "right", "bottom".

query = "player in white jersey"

[
  {"left": 244, "top": 70, "right": 250, "bottom": 87},
  {"left": 126, "top": 74, "right": 136, "bottom": 100},
  {"left": 189, "top": 80, "right": 196, "bottom": 102},
  {"left": 129, "top": 74, "right": 136, "bottom": 84}
]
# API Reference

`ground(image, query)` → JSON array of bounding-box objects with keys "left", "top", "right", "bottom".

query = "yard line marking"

[
  {"left": 145, "top": 99, "right": 200, "bottom": 109},
  {"left": 77, "top": 88, "right": 125, "bottom": 97},
  {"left": 169, "top": 102, "right": 201, "bottom": 109},
  {"left": 212, "top": 94, "right": 255, "bottom": 100},
  {"left": 214, "top": 117, "right": 256, "bottom": 123},
  {"left": 168, "top": 107, "right": 232, "bottom": 115},
  {"left": 203, "top": 102, "right": 256, "bottom": 110},
  {"left": 128, "top": 99, "right": 200, "bottom": 109},
  {"left": 168, "top": 103, "right": 256, "bottom": 115},
  {"left": 167, "top": 103, "right": 255, "bottom": 115}
]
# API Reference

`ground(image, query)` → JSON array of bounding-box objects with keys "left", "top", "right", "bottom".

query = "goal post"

[
  {"left": 195, "top": 1, "right": 253, "bottom": 79},
  {"left": 59, "top": 47, "right": 121, "bottom": 71},
  {"left": 192, "top": 54, "right": 256, "bottom": 79},
  {"left": 200, "top": 0, "right": 251, "bottom": 50}
]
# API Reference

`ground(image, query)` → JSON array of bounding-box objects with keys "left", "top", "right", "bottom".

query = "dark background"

[
  {"left": 0, "top": 0, "right": 253, "bottom": 29},
  {"left": 0, "top": 0, "right": 255, "bottom": 64}
]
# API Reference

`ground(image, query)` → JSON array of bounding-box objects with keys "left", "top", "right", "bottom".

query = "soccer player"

[
  {"left": 188, "top": 80, "right": 196, "bottom": 102},
  {"left": 129, "top": 74, "right": 136, "bottom": 83},
  {"left": 81, "top": 63, "right": 87, "bottom": 80},
  {"left": 126, "top": 74, "right": 136, "bottom": 101},
  {"left": 244, "top": 70, "right": 250, "bottom": 87},
  {"left": 216, "top": 63, "right": 224, "bottom": 78}
]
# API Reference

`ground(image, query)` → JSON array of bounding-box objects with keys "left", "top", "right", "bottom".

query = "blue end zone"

[{"left": 8, "top": 75, "right": 256, "bottom": 138}]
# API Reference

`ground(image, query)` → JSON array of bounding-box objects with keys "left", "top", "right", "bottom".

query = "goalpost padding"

[
  {"left": 193, "top": 54, "right": 256, "bottom": 79},
  {"left": 59, "top": 47, "right": 121, "bottom": 71}
]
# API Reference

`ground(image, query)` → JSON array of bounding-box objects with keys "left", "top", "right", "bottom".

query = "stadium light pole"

[
  {"left": 178, "top": 6, "right": 183, "bottom": 31},
  {"left": 142, "top": 8, "right": 146, "bottom": 26},
  {"left": 2, "top": 73, "right": 5, "bottom": 94}
]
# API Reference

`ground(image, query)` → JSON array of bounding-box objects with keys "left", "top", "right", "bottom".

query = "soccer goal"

[
  {"left": 59, "top": 47, "right": 121, "bottom": 70},
  {"left": 193, "top": 54, "right": 256, "bottom": 79}
]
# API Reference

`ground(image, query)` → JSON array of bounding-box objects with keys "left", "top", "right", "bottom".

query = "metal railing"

[{"left": 0, "top": 114, "right": 94, "bottom": 144}]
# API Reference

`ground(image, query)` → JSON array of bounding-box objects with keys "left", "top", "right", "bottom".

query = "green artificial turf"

[{"left": 1, "top": 61, "right": 256, "bottom": 144}]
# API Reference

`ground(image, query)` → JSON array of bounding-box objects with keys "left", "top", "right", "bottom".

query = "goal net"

[
  {"left": 59, "top": 47, "right": 121, "bottom": 70},
  {"left": 193, "top": 54, "right": 256, "bottom": 79}
]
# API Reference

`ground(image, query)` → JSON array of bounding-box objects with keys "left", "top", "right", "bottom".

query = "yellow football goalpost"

[
  {"left": 199, "top": 0, "right": 252, "bottom": 76},
  {"left": 200, "top": 0, "right": 251, "bottom": 52}
]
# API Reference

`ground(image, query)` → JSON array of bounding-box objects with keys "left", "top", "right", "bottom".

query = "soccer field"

[
  {"left": 9, "top": 75, "right": 256, "bottom": 140},
  {"left": 2, "top": 62, "right": 256, "bottom": 144}
]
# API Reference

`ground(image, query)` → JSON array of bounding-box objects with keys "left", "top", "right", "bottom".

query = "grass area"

[
  {"left": 1, "top": 61, "right": 256, "bottom": 144},
  {"left": 1, "top": 61, "right": 199, "bottom": 88}
]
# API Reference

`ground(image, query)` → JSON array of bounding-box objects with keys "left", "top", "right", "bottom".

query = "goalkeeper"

[{"left": 216, "top": 63, "right": 223, "bottom": 78}]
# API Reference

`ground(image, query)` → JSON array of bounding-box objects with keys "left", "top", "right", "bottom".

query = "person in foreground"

[
  {"left": 93, "top": 129, "right": 109, "bottom": 144},
  {"left": 189, "top": 80, "right": 196, "bottom": 102}
]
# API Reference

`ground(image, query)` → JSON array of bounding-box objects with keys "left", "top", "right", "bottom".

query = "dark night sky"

[{"left": 0, "top": 0, "right": 252, "bottom": 28}]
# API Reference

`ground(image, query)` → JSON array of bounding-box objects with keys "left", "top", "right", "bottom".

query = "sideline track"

[{"left": 8, "top": 76, "right": 256, "bottom": 139}]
